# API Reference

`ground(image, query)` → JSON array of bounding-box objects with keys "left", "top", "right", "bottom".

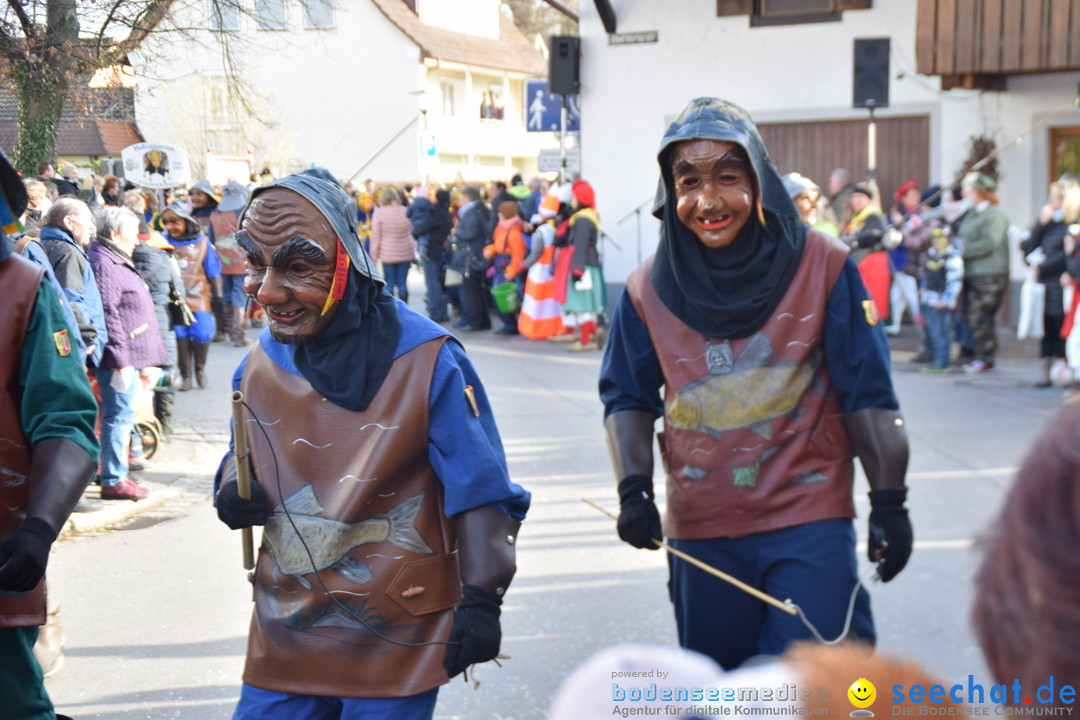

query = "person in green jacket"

[
  {"left": 957, "top": 172, "right": 1010, "bottom": 373},
  {"left": 0, "top": 154, "right": 99, "bottom": 720}
]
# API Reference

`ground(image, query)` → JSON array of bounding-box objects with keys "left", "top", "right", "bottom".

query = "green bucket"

[{"left": 491, "top": 281, "right": 520, "bottom": 314}]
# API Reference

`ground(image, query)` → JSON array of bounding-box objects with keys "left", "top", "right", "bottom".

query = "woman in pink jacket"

[{"left": 370, "top": 188, "right": 416, "bottom": 303}]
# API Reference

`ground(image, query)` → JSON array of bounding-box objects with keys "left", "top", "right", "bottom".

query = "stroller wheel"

[{"left": 133, "top": 422, "right": 162, "bottom": 460}]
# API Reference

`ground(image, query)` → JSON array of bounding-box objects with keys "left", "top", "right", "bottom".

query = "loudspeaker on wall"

[
  {"left": 853, "top": 38, "right": 890, "bottom": 109},
  {"left": 549, "top": 35, "right": 580, "bottom": 96}
]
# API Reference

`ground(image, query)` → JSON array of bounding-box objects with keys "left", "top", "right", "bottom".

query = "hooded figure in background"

[
  {"left": 213, "top": 172, "right": 529, "bottom": 719},
  {"left": 599, "top": 98, "right": 912, "bottom": 670},
  {"left": 160, "top": 202, "right": 221, "bottom": 390}
]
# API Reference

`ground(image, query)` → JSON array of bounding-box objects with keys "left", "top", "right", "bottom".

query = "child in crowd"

[
  {"left": 485, "top": 199, "right": 527, "bottom": 335},
  {"left": 919, "top": 227, "right": 964, "bottom": 373}
]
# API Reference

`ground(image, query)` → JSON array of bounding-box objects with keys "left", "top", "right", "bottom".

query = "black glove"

[
  {"left": 617, "top": 475, "right": 662, "bottom": 550},
  {"left": 443, "top": 584, "right": 502, "bottom": 678},
  {"left": 868, "top": 488, "right": 913, "bottom": 582},
  {"left": 0, "top": 518, "right": 56, "bottom": 592},
  {"left": 216, "top": 479, "right": 269, "bottom": 530}
]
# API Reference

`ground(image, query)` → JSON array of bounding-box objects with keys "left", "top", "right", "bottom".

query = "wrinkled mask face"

[
  {"left": 670, "top": 139, "right": 755, "bottom": 249},
  {"left": 238, "top": 188, "right": 339, "bottom": 345}
]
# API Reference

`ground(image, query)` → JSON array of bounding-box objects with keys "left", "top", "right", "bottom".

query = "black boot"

[
  {"left": 193, "top": 341, "right": 210, "bottom": 389},
  {"left": 176, "top": 338, "right": 193, "bottom": 391}
]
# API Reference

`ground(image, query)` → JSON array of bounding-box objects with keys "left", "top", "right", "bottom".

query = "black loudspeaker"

[
  {"left": 549, "top": 35, "right": 580, "bottom": 96},
  {"left": 853, "top": 38, "right": 890, "bottom": 109}
]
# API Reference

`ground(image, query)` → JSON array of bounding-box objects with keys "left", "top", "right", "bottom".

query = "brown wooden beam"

[{"left": 940, "top": 73, "right": 1007, "bottom": 91}]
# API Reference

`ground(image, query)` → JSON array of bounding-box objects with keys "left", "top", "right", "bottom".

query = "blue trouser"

[
  {"left": 0, "top": 627, "right": 53, "bottom": 720},
  {"left": 382, "top": 261, "right": 411, "bottom": 300},
  {"left": 922, "top": 304, "right": 953, "bottom": 368},
  {"left": 94, "top": 367, "right": 138, "bottom": 486},
  {"left": 418, "top": 250, "right": 447, "bottom": 321},
  {"left": 667, "top": 518, "right": 874, "bottom": 671},
  {"left": 233, "top": 684, "right": 438, "bottom": 720},
  {"left": 222, "top": 274, "right": 248, "bottom": 306}
]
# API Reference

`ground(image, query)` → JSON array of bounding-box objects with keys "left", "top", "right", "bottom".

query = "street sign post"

[
  {"left": 525, "top": 80, "right": 579, "bottom": 133},
  {"left": 539, "top": 147, "right": 580, "bottom": 174}
]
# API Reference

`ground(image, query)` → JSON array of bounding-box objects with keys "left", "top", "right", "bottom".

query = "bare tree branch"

[{"left": 6, "top": 0, "right": 37, "bottom": 39}]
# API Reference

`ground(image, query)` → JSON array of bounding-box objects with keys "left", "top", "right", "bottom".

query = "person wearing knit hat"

[
  {"left": 553, "top": 178, "right": 606, "bottom": 351},
  {"left": 518, "top": 184, "right": 566, "bottom": 339},
  {"left": 782, "top": 172, "right": 838, "bottom": 238},
  {"left": 212, "top": 171, "right": 529, "bottom": 720},
  {"left": 957, "top": 170, "right": 1009, "bottom": 373},
  {"left": 600, "top": 97, "right": 910, "bottom": 671},
  {"left": 160, "top": 202, "right": 221, "bottom": 390},
  {"left": 842, "top": 181, "right": 891, "bottom": 321}
]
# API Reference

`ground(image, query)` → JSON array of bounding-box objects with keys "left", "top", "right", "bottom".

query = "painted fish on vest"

[{"left": 262, "top": 485, "right": 433, "bottom": 590}]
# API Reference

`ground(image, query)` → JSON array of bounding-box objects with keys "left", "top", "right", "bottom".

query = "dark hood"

[
  {"left": 0, "top": 150, "right": 28, "bottom": 263},
  {"left": 650, "top": 97, "right": 806, "bottom": 339},
  {"left": 243, "top": 171, "right": 400, "bottom": 412}
]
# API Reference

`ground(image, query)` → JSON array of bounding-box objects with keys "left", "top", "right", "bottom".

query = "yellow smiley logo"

[{"left": 848, "top": 678, "right": 877, "bottom": 709}]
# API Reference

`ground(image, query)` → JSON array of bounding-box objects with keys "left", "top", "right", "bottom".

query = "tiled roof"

[
  {"left": 0, "top": 119, "right": 143, "bottom": 156},
  {"left": 370, "top": 0, "right": 546, "bottom": 75}
]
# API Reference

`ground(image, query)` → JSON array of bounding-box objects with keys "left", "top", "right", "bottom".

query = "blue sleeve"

[
  {"left": 823, "top": 259, "right": 899, "bottom": 413},
  {"left": 203, "top": 242, "right": 223, "bottom": 278},
  {"left": 428, "top": 341, "right": 530, "bottom": 520},
  {"left": 599, "top": 290, "right": 664, "bottom": 419}
]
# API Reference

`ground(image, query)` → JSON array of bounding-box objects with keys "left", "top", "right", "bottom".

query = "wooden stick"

[
  {"left": 582, "top": 498, "right": 798, "bottom": 616},
  {"left": 231, "top": 391, "right": 255, "bottom": 571}
]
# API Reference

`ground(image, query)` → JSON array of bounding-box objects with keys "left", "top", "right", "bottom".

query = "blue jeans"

[
  {"left": 922, "top": 304, "right": 953, "bottom": 368},
  {"left": 94, "top": 368, "right": 137, "bottom": 486},
  {"left": 221, "top": 274, "right": 247, "bottom": 306},
  {"left": 233, "top": 684, "right": 438, "bottom": 720},
  {"left": 418, "top": 253, "right": 447, "bottom": 321},
  {"left": 667, "top": 519, "right": 874, "bottom": 670},
  {"left": 382, "top": 261, "right": 411, "bottom": 299}
]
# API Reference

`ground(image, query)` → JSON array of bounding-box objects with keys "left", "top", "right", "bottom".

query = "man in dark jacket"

[
  {"left": 40, "top": 198, "right": 108, "bottom": 368},
  {"left": 455, "top": 184, "right": 493, "bottom": 331},
  {"left": 413, "top": 189, "right": 453, "bottom": 323}
]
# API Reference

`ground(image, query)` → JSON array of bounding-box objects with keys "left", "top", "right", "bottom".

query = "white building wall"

[
  {"left": 577, "top": 0, "right": 1080, "bottom": 283},
  {"left": 134, "top": 0, "right": 555, "bottom": 188},
  {"left": 135, "top": 1, "right": 422, "bottom": 183}
]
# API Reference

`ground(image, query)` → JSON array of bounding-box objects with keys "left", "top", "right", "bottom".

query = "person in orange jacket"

[{"left": 484, "top": 200, "right": 527, "bottom": 335}]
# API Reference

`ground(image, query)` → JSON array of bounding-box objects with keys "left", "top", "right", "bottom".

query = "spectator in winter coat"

[
  {"left": 957, "top": 172, "right": 1010, "bottom": 374},
  {"left": 413, "top": 189, "right": 453, "bottom": 323},
  {"left": 40, "top": 197, "right": 108, "bottom": 367},
  {"left": 370, "top": 188, "right": 417, "bottom": 303},
  {"left": 454, "top": 185, "right": 493, "bottom": 331},
  {"left": 89, "top": 206, "right": 168, "bottom": 500}
]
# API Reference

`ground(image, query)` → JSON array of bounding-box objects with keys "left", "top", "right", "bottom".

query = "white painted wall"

[
  {"left": 134, "top": 0, "right": 554, "bottom": 188},
  {"left": 577, "top": 0, "right": 1080, "bottom": 283},
  {"left": 417, "top": 0, "right": 499, "bottom": 39}
]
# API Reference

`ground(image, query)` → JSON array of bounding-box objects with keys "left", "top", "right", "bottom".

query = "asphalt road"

[{"left": 43, "top": 283, "right": 1065, "bottom": 720}]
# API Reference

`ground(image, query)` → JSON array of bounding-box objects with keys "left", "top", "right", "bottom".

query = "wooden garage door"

[{"left": 758, "top": 115, "right": 931, "bottom": 211}]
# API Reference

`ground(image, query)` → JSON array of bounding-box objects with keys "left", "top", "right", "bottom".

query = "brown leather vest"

[
  {"left": 173, "top": 237, "right": 211, "bottom": 313},
  {"left": 239, "top": 337, "right": 460, "bottom": 698},
  {"left": 627, "top": 230, "right": 856, "bottom": 540},
  {"left": 0, "top": 255, "right": 47, "bottom": 627}
]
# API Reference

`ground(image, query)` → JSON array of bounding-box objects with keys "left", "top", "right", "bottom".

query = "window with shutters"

[{"left": 717, "top": 0, "right": 870, "bottom": 25}]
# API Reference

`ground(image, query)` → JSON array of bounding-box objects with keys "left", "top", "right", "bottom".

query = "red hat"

[
  {"left": 571, "top": 179, "right": 595, "bottom": 208},
  {"left": 894, "top": 179, "right": 918, "bottom": 202}
]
